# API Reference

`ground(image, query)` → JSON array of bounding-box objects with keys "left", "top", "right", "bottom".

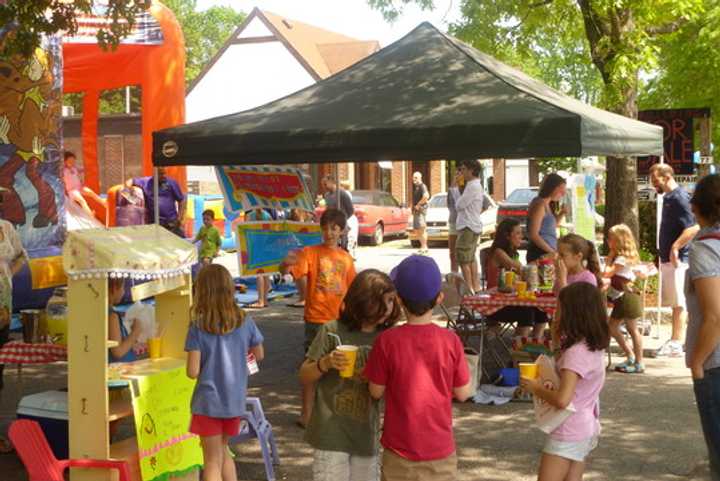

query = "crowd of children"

[{"left": 101, "top": 201, "right": 653, "bottom": 481}]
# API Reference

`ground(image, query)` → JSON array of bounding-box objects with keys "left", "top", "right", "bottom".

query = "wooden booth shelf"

[{"left": 65, "top": 228, "right": 198, "bottom": 481}]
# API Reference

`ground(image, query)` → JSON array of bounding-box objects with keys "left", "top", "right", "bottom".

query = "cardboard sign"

[
  {"left": 533, "top": 355, "right": 575, "bottom": 434},
  {"left": 130, "top": 366, "right": 202, "bottom": 481},
  {"left": 216, "top": 165, "right": 314, "bottom": 214},
  {"left": 237, "top": 221, "right": 322, "bottom": 275},
  {"left": 637, "top": 108, "right": 710, "bottom": 175}
]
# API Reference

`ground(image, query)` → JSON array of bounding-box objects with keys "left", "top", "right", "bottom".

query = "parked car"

[
  {"left": 316, "top": 190, "right": 410, "bottom": 246},
  {"left": 496, "top": 187, "right": 538, "bottom": 237},
  {"left": 409, "top": 192, "right": 498, "bottom": 246}
]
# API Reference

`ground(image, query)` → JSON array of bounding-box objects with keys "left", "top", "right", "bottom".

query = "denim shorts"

[{"left": 544, "top": 435, "right": 598, "bottom": 462}]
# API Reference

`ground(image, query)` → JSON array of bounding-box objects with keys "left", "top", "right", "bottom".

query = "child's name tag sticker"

[{"left": 247, "top": 353, "right": 259, "bottom": 375}]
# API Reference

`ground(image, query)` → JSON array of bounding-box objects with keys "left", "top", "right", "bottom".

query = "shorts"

[
  {"left": 381, "top": 449, "right": 457, "bottom": 481},
  {"left": 189, "top": 414, "right": 241, "bottom": 437},
  {"left": 660, "top": 262, "right": 688, "bottom": 308},
  {"left": 455, "top": 228, "right": 481, "bottom": 265},
  {"left": 413, "top": 212, "right": 427, "bottom": 230},
  {"left": 610, "top": 292, "right": 642, "bottom": 320},
  {"left": 313, "top": 449, "right": 379, "bottom": 481},
  {"left": 304, "top": 321, "right": 322, "bottom": 352},
  {"left": 543, "top": 435, "right": 598, "bottom": 462}
]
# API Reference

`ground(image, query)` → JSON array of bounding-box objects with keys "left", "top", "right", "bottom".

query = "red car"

[{"left": 315, "top": 190, "right": 411, "bottom": 245}]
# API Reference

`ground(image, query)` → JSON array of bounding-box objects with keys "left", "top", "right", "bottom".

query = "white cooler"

[{"left": 16, "top": 390, "right": 68, "bottom": 459}]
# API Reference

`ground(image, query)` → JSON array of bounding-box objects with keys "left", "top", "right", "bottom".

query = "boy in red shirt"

[
  {"left": 364, "top": 256, "right": 472, "bottom": 480},
  {"left": 282, "top": 208, "right": 356, "bottom": 427}
]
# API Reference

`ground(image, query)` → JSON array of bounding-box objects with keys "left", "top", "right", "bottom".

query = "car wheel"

[{"left": 370, "top": 224, "right": 384, "bottom": 246}]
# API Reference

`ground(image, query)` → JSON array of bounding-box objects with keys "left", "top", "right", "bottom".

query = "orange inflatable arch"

[{"left": 62, "top": 1, "right": 186, "bottom": 225}]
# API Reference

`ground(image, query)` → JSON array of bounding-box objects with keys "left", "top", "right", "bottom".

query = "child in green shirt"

[{"left": 194, "top": 209, "right": 222, "bottom": 265}]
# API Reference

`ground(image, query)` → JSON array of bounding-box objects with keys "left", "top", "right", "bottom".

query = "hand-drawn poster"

[
  {"left": 130, "top": 366, "right": 202, "bottom": 481},
  {"left": 216, "top": 165, "right": 314, "bottom": 214},
  {"left": 0, "top": 31, "right": 65, "bottom": 249},
  {"left": 569, "top": 174, "right": 595, "bottom": 241},
  {"left": 237, "top": 221, "right": 322, "bottom": 275}
]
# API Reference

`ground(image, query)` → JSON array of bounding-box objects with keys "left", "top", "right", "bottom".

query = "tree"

[
  {"left": 369, "top": 0, "right": 705, "bottom": 240},
  {"left": 0, "top": 0, "right": 150, "bottom": 57},
  {"left": 640, "top": 1, "right": 720, "bottom": 151}
]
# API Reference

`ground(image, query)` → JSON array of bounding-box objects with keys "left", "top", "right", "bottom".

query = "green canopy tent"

[{"left": 152, "top": 22, "right": 663, "bottom": 166}]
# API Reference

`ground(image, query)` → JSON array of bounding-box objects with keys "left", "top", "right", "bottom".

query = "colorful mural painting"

[
  {"left": 0, "top": 32, "right": 65, "bottom": 250},
  {"left": 237, "top": 221, "right": 322, "bottom": 276}
]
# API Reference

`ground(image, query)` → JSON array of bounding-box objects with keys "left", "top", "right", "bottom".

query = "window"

[
  {"left": 506, "top": 188, "right": 538, "bottom": 204},
  {"left": 429, "top": 194, "right": 447, "bottom": 208}
]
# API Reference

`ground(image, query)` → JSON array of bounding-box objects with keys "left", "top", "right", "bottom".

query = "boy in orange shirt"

[{"left": 281, "top": 208, "right": 356, "bottom": 428}]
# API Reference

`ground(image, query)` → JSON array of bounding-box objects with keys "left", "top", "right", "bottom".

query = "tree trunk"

[{"left": 604, "top": 80, "right": 640, "bottom": 246}]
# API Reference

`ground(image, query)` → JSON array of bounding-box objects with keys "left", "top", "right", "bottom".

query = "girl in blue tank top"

[{"left": 527, "top": 173, "right": 567, "bottom": 263}]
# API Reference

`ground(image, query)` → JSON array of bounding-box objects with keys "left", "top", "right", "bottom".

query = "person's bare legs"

[
  {"left": 564, "top": 459, "right": 587, "bottom": 481},
  {"left": 200, "top": 435, "right": 224, "bottom": 481},
  {"left": 537, "top": 453, "right": 571, "bottom": 481},
  {"left": 532, "top": 322, "right": 547, "bottom": 339},
  {"left": 449, "top": 234, "right": 458, "bottom": 273},
  {"left": 671, "top": 306, "right": 686, "bottom": 342},
  {"left": 221, "top": 435, "right": 237, "bottom": 481},
  {"left": 460, "top": 262, "right": 475, "bottom": 294},
  {"left": 609, "top": 318, "right": 634, "bottom": 360},
  {"left": 299, "top": 379, "right": 316, "bottom": 427},
  {"left": 250, "top": 276, "right": 268, "bottom": 308},
  {"left": 470, "top": 259, "right": 480, "bottom": 293},
  {"left": 69, "top": 189, "right": 94, "bottom": 217},
  {"left": 626, "top": 318, "right": 643, "bottom": 365}
]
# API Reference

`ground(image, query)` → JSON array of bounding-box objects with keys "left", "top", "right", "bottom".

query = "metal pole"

[
  {"left": 153, "top": 167, "right": 160, "bottom": 226},
  {"left": 655, "top": 155, "right": 664, "bottom": 339}
]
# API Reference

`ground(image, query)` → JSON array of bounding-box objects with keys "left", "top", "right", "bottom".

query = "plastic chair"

[
  {"left": 9, "top": 419, "right": 130, "bottom": 481},
  {"left": 230, "top": 397, "right": 280, "bottom": 481}
]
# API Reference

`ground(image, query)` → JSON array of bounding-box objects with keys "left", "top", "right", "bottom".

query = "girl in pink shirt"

[
  {"left": 521, "top": 282, "right": 609, "bottom": 481},
  {"left": 555, "top": 233, "right": 602, "bottom": 290}
]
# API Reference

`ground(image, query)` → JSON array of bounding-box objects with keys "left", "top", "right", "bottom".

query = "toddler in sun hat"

[{"left": 364, "top": 255, "right": 472, "bottom": 481}]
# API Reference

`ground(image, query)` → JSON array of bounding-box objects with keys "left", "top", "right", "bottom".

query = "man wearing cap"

[{"left": 364, "top": 256, "right": 472, "bottom": 481}]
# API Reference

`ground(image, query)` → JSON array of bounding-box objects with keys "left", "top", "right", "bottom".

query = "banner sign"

[
  {"left": 237, "top": 221, "right": 322, "bottom": 275},
  {"left": 130, "top": 366, "right": 202, "bottom": 481},
  {"left": 216, "top": 165, "right": 314, "bottom": 214},
  {"left": 568, "top": 174, "right": 595, "bottom": 241},
  {"left": 64, "top": 5, "right": 164, "bottom": 45},
  {"left": 637, "top": 108, "right": 710, "bottom": 175}
]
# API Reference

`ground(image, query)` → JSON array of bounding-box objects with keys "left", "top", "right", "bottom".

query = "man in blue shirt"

[
  {"left": 650, "top": 163, "right": 699, "bottom": 358},
  {"left": 127, "top": 167, "right": 186, "bottom": 237}
]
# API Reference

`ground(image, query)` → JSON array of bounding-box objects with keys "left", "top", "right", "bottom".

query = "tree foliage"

[
  {"left": 0, "top": 0, "right": 151, "bottom": 57},
  {"left": 369, "top": 0, "right": 706, "bottom": 240}
]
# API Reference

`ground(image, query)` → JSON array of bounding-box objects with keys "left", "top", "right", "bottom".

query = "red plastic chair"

[{"left": 9, "top": 419, "right": 130, "bottom": 481}]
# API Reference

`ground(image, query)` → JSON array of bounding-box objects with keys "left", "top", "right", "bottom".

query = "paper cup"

[
  {"left": 519, "top": 362, "right": 538, "bottom": 380},
  {"left": 515, "top": 280, "right": 527, "bottom": 297},
  {"left": 148, "top": 337, "right": 162, "bottom": 359},
  {"left": 337, "top": 345, "right": 358, "bottom": 378}
]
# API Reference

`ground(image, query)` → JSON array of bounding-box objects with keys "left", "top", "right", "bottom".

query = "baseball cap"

[{"left": 390, "top": 255, "right": 442, "bottom": 303}]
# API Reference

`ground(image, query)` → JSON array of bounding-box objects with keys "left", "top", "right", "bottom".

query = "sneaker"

[{"left": 653, "top": 340, "right": 684, "bottom": 358}]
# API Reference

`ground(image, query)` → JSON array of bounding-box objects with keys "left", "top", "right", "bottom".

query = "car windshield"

[
  {"left": 506, "top": 188, "right": 537, "bottom": 204},
  {"left": 429, "top": 195, "right": 447, "bottom": 208},
  {"left": 351, "top": 192, "right": 373, "bottom": 204}
]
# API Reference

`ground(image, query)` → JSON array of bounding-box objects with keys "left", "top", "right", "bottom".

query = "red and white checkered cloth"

[
  {"left": 0, "top": 341, "right": 67, "bottom": 364},
  {"left": 462, "top": 289, "right": 557, "bottom": 316}
]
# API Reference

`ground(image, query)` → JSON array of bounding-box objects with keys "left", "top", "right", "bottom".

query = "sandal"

[
  {"left": 245, "top": 303, "right": 267, "bottom": 309},
  {"left": 613, "top": 358, "right": 635, "bottom": 371},
  {"left": 616, "top": 362, "right": 645, "bottom": 374}
]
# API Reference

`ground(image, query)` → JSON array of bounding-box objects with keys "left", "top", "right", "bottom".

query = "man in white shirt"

[{"left": 455, "top": 159, "right": 485, "bottom": 293}]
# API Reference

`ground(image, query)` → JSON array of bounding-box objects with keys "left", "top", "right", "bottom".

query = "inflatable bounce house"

[{"left": 0, "top": 2, "right": 187, "bottom": 311}]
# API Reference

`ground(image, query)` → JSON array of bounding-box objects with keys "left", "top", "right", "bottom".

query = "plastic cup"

[
  {"left": 515, "top": 281, "right": 527, "bottom": 297},
  {"left": 504, "top": 271, "right": 515, "bottom": 288},
  {"left": 519, "top": 362, "right": 538, "bottom": 380},
  {"left": 148, "top": 337, "right": 162, "bottom": 359},
  {"left": 337, "top": 345, "right": 358, "bottom": 378}
]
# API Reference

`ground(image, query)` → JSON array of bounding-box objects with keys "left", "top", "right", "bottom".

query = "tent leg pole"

[
  {"left": 154, "top": 167, "right": 160, "bottom": 226},
  {"left": 655, "top": 155, "right": 664, "bottom": 339}
]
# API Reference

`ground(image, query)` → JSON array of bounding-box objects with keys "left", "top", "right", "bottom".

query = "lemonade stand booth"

[{"left": 63, "top": 225, "right": 200, "bottom": 481}]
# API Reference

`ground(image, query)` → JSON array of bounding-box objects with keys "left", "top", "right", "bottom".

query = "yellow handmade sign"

[{"left": 130, "top": 365, "right": 202, "bottom": 481}]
